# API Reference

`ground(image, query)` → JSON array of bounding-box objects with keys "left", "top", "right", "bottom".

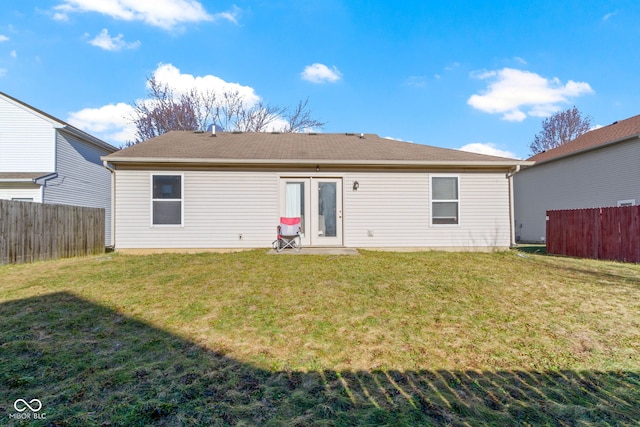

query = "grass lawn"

[{"left": 0, "top": 249, "right": 638, "bottom": 425}]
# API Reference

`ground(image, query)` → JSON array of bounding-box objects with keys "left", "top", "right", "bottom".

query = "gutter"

[
  {"left": 101, "top": 156, "right": 535, "bottom": 168},
  {"left": 32, "top": 172, "right": 58, "bottom": 184},
  {"left": 33, "top": 173, "right": 58, "bottom": 204}
]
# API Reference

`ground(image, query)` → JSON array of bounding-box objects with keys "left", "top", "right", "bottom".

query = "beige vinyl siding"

[
  {"left": 114, "top": 170, "right": 278, "bottom": 249},
  {"left": 514, "top": 138, "right": 640, "bottom": 243},
  {"left": 115, "top": 169, "right": 511, "bottom": 250},
  {"left": 343, "top": 172, "right": 430, "bottom": 247},
  {"left": 344, "top": 171, "right": 510, "bottom": 248},
  {"left": 0, "top": 96, "right": 56, "bottom": 173}
]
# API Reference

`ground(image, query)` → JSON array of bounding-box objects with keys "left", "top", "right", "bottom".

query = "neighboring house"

[
  {"left": 102, "top": 131, "right": 530, "bottom": 251},
  {"left": 0, "top": 91, "right": 117, "bottom": 245},
  {"left": 514, "top": 114, "right": 640, "bottom": 243}
]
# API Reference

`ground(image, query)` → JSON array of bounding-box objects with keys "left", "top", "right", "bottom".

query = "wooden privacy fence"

[
  {"left": 546, "top": 206, "right": 640, "bottom": 263},
  {"left": 0, "top": 200, "right": 104, "bottom": 265}
]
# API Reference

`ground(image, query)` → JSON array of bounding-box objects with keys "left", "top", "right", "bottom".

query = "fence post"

[{"left": 0, "top": 200, "right": 105, "bottom": 265}]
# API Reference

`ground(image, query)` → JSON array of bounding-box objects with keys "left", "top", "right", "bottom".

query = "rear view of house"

[
  {"left": 103, "top": 131, "right": 530, "bottom": 251},
  {"left": 0, "top": 92, "right": 117, "bottom": 244},
  {"left": 514, "top": 114, "right": 640, "bottom": 243}
]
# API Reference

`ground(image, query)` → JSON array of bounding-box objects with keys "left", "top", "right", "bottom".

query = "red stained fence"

[{"left": 546, "top": 206, "right": 640, "bottom": 263}]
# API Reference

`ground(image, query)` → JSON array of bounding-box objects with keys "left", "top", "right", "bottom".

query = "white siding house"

[
  {"left": 0, "top": 91, "right": 117, "bottom": 244},
  {"left": 103, "top": 131, "right": 530, "bottom": 251},
  {"left": 514, "top": 114, "right": 640, "bottom": 243}
]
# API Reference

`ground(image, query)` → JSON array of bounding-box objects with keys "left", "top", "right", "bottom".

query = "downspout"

[
  {"left": 33, "top": 173, "right": 58, "bottom": 203},
  {"left": 103, "top": 161, "right": 116, "bottom": 249},
  {"left": 506, "top": 165, "right": 521, "bottom": 248}
]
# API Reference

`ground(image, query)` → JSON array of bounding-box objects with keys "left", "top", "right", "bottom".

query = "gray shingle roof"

[
  {"left": 0, "top": 172, "right": 53, "bottom": 181},
  {"left": 105, "top": 131, "right": 525, "bottom": 166},
  {"left": 528, "top": 114, "right": 640, "bottom": 163}
]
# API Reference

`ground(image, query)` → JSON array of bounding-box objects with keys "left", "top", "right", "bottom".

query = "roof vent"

[
  {"left": 359, "top": 133, "right": 364, "bottom": 139},
  {"left": 211, "top": 125, "right": 216, "bottom": 137}
]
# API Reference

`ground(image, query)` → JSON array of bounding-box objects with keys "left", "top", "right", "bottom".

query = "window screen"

[
  {"left": 152, "top": 175, "right": 182, "bottom": 225},
  {"left": 432, "top": 177, "right": 459, "bottom": 225}
]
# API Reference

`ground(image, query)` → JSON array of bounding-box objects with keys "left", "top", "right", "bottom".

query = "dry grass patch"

[{"left": 0, "top": 250, "right": 638, "bottom": 425}]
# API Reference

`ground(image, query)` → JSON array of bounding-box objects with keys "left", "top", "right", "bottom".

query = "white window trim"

[
  {"left": 150, "top": 173, "right": 184, "bottom": 227},
  {"left": 617, "top": 199, "right": 636, "bottom": 207},
  {"left": 430, "top": 174, "right": 460, "bottom": 227}
]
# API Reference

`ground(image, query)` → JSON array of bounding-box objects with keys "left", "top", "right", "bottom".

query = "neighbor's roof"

[
  {"left": 528, "top": 114, "right": 640, "bottom": 164},
  {"left": 104, "top": 131, "right": 528, "bottom": 167},
  {"left": 0, "top": 91, "right": 117, "bottom": 153},
  {"left": 0, "top": 172, "right": 53, "bottom": 182}
]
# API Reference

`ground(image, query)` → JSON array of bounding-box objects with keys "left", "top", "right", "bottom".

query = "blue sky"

[{"left": 1, "top": 1, "right": 638, "bottom": 159}]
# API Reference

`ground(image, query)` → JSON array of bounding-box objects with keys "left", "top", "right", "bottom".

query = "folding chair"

[{"left": 273, "top": 217, "right": 301, "bottom": 252}]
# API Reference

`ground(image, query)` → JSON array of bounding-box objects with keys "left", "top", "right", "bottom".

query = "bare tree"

[
  {"left": 128, "top": 77, "right": 325, "bottom": 145},
  {"left": 529, "top": 106, "right": 592, "bottom": 155}
]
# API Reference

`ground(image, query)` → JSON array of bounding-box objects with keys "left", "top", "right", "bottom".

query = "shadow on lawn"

[{"left": 1, "top": 293, "right": 638, "bottom": 426}]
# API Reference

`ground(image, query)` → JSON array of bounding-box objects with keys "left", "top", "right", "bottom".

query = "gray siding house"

[
  {"left": 514, "top": 114, "right": 640, "bottom": 243},
  {"left": 103, "top": 131, "right": 530, "bottom": 251},
  {"left": 0, "top": 91, "right": 117, "bottom": 244}
]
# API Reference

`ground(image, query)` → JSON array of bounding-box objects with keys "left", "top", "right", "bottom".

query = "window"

[
  {"left": 152, "top": 175, "right": 182, "bottom": 225},
  {"left": 431, "top": 176, "right": 459, "bottom": 225},
  {"left": 617, "top": 199, "right": 636, "bottom": 207}
]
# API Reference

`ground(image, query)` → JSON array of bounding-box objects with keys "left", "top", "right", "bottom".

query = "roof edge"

[
  {"left": 102, "top": 155, "right": 533, "bottom": 168},
  {"left": 59, "top": 126, "right": 118, "bottom": 153},
  {"left": 531, "top": 134, "right": 640, "bottom": 165},
  {"left": 1, "top": 91, "right": 117, "bottom": 153}
]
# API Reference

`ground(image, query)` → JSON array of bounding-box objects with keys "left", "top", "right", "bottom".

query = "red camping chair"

[{"left": 273, "top": 217, "right": 301, "bottom": 252}]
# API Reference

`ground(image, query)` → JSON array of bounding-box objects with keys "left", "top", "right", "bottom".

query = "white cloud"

[
  {"left": 0, "top": 68, "right": 6, "bottom": 78},
  {"left": 444, "top": 62, "right": 460, "bottom": 71},
  {"left": 0, "top": 35, "right": 9, "bottom": 42},
  {"left": 66, "top": 63, "right": 264, "bottom": 145},
  {"left": 514, "top": 56, "right": 527, "bottom": 65},
  {"left": 67, "top": 103, "right": 137, "bottom": 145},
  {"left": 603, "top": 10, "right": 618, "bottom": 21},
  {"left": 10, "top": 50, "right": 16, "bottom": 58},
  {"left": 406, "top": 76, "right": 426, "bottom": 87},
  {"left": 53, "top": 0, "right": 238, "bottom": 30},
  {"left": 467, "top": 68, "right": 594, "bottom": 122},
  {"left": 383, "top": 136, "right": 414, "bottom": 143},
  {"left": 151, "top": 63, "right": 260, "bottom": 107},
  {"left": 89, "top": 29, "right": 140, "bottom": 51},
  {"left": 458, "top": 142, "right": 516, "bottom": 159},
  {"left": 301, "top": 63, "right": 341, "bottom": 84}
]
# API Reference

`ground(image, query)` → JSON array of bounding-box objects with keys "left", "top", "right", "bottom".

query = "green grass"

[{"left": 0, "top": 250, "right": 638, "bottom": 425}]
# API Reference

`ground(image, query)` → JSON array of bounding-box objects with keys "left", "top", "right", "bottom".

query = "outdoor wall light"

[{"left": 353, "top": 181, "right": 359, "bottom": 191}]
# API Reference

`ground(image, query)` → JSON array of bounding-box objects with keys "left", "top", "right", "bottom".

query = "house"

[
  {"left": 102, "top": 130, "right": 531, "bottom": 251},
  {"left": 514, "top": 114, "right": 640, "bottom": 243},
  {"left": 0, "top": 91, "right": 117, "bottom": 245}
]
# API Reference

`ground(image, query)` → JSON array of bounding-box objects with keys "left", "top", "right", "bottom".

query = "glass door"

[
  {"left": 280, "top": 178, "right": 343, "bottom": 247},
  {"left": 280, "top": 180, "right": 311, "bottom": 246},
  {"left": 311, "top": 178, "right": 343, "bottom": 246}
]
